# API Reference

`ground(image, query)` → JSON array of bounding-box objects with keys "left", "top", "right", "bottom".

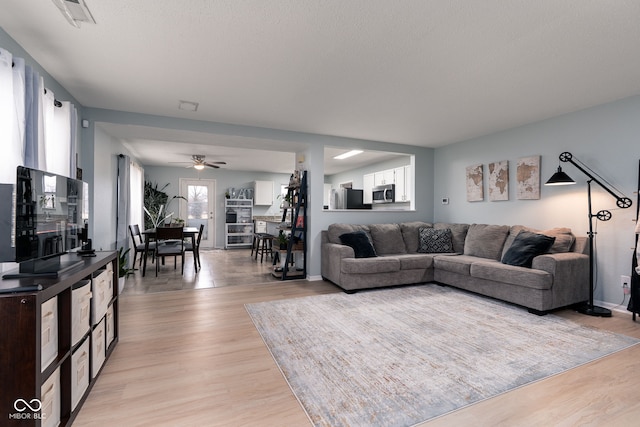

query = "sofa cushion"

[
  {"left": 434, "top": 223, "right": 469, "bottom": 253},
  {"left": 341, "top": 257, "right": 400, "bottom": 274},
  {"left": 464, "top": 224, "right": 510, "bottom": 260},
  {"left": 501, "top": 231, "right": 556, "bottom": 268},
  {"left": 471, "top": 261, "right": 553, "bottom": 290},
  {"left": 339, "top": 231, "right": 377, "bottom": 258},
  {"left": 328, "top": 223, "right": 371, "bottom": 244},
  {"left": 369, "top": 223, "right": 407, "bottom": 255},
  {"left": 395, "top": 254, "right": 434, "bottom": 270},
  {"left": 418, "top": 228, "right": 454, "bottom": 253},
  {"left": 433, "top": 254, "right": 479, "bottom": 275},
  {"left": 400, "top": 221, "right": 433, "bottom": 253},
  {"left": 502, "top": 225, "right": 575, "bottom": 257}
]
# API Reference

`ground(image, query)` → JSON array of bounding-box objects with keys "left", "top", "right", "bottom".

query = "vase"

[{"left": 118, "top": 277, "right": 125, "bottom": 294}]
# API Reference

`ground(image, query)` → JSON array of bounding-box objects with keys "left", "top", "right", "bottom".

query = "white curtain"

[
  {"left": 0, "top": 46, "right": 78, "bottom": 180},
  {"left": 0, "top": 48, "right": 25, "bottom": 183},
  {"left": 129, "top": 160, "right": 144, "bottom": 231}
]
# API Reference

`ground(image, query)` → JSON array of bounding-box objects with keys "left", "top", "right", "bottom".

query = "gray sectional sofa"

[{"left": 321, "top": 222, "right": 590, "bottom": 314}]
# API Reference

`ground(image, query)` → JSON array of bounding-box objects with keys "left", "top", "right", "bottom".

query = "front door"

[{"left": 180, "top": 179, "right": 216, "bottom": 249}]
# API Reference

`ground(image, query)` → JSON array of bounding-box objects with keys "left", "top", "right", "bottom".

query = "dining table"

[{"left": 141, "top": 226, "right": 199, "bottom": 277}]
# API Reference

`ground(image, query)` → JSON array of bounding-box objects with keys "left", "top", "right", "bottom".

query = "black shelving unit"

[
  {"left": 273, "top": 171, "right": 307, "bottom": 280},
  {"left": 628, "top": 159, "right": 640, "bottom": 321}
]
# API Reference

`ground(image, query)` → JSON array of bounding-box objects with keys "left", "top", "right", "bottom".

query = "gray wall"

[{"left": 433, "top": 95, "right": 640, "bottom": 306}]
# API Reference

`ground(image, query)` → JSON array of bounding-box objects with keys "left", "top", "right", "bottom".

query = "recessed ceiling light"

[
  {"left": 333, "top": 150, "right": 363, "bottom": 160},
  {"left": 178, "top": 100, "right": 199, "bottom": 112}
]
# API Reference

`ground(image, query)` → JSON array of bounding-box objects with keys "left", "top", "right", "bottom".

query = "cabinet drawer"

[
  {"left": 71, "top": 338, "right": 90, "bottom": 410},
  {"left": 106, "top": 304, "right": 115, "bottom": 347},
  {"left": 72, "top": 280, "right": 92, "bottom": 346},
  {"left": 40, "top": 367, "right": 60, "bottom": 427},
  {"left": 41, "top": 296, "right": 58, "bottom": 371},
  {"left": 91, "top": 318, "right": 106, "bottom": 378},
  {"left": 91, "top": 269, "right": 112, "bottom": 325}
]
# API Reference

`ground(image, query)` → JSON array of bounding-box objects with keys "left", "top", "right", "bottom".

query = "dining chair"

[
  {"left": 129, "top": 224, "right": 155, "bottom": 267},
  {"left": 184, "top": 223, "right": 205, "bottom": 272},
  {"left": 155, "top": 226, "right": 185, "bottom": 276}
]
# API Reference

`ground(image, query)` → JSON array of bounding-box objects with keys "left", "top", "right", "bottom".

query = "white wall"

[
  {"left": 434, "top": 95, "right": 640, "bottom": 306},
  {"left": 90, "top": 125, "right": 140, "bottom": 251}
]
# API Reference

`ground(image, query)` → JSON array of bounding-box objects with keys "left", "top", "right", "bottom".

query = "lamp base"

[{"left": 577, "top": 304, "right": 612, "bottom": 317}]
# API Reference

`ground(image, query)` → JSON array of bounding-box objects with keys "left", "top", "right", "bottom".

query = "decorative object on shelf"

[
  {"left": 466, "top": 164, "right": 483, "bottom": 202},
  {"left": 545, "top": 151, "right": 633, "bottom": 317},
  {"left": 516, "top": 155, "right": 541, "bottom": 200},
  {"left": 277, "top": 233, "right": 289, "bottom": 249}
]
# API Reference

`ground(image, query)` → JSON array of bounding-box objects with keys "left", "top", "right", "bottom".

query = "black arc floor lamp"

[{"left": 546, "top": 152, "right": 633, "bottom": 317}]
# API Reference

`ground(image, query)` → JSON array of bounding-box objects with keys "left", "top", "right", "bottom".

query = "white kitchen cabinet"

[
  {"left": 363, "top": 173, "right": 375, "bottom": 204},
  {"left": 253, "top": 180, "right": 274, "bottom": 205},
  {"left": 394, "top": 165, "right": 412, "bottom": 202}
]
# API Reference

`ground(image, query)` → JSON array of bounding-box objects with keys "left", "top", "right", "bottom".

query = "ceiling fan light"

[{"left": 194, "top": 164, "right": 205, "bottom": 170}]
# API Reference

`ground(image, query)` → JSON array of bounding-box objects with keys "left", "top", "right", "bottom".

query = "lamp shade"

[{"left": 545, "top": 166, "right": 575, "bottom": 186}]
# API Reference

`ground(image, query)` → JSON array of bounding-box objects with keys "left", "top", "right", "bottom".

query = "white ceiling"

[{"left": 2, "top": 1, "right": 640, "bottom": 173}]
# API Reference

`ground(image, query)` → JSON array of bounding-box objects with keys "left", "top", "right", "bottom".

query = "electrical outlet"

[{"left": 621, "top": 275, "right": 631, "bottom": 288}]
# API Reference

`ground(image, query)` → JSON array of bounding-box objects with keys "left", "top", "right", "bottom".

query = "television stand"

[{"left": 2, "top": 256, "right": 84, "bottom": 279}]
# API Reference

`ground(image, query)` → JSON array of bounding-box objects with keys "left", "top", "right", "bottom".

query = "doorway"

[{"left": 180, "top": 179, "right": 216, "bottom": 249}]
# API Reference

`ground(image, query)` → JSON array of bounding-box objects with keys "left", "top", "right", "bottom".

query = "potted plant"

[
  {"left": 144, "top": 181, "right": 186, "bottom": 230},
  {"left": 276, "top": 233, "right": 289, "bottom": 249},
  {"left": 117, "top": 247, "right": 135, "bottom": 293}
]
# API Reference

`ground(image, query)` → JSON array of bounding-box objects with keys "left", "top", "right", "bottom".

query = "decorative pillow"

[
  {"left": 400, "top": 222, "right": 433, "bottom": 253},
  {"left": 502, "top": 225, "right": 575, "bottom": 257},
  {"left": 417, "top": 228, "right": 454, "bottom": 253},
  {"left": 339, "top": 231, "right": 377, "bottom": 258},
  {"left": 501, "top": 231, "right": 556, "bottom": 268},
  {"left": 434, "top": 223, "right": 469, "bottom": 253}
]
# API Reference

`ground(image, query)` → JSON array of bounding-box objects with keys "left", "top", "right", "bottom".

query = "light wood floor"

[{"left": 74, "top": 250, "right": 640, "bottom": 426}]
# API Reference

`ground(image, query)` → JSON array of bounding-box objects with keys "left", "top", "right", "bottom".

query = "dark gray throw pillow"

[
  {"left": 417, "top": 228, "right": 454, "bottom": 253},
  {"left": 340, "top": 231, "right": 377, "bottom": 258},
  {"left": 501, "top": 231, "right": 556, "bottom": 268}
]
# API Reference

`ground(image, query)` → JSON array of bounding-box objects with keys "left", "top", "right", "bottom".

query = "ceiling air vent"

[{"left": 51, "top": 0, "right": 96, "bottom": 28}]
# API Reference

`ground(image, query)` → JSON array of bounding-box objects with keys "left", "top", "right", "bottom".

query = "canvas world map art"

[
  {"left": 488, "top": 160, "right": 509, "bottom": 201},
  {"left": 516, "top": 155, "right": 541, "bottom": 199}
]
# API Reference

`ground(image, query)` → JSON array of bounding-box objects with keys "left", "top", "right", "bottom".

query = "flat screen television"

[{"left": 2, "top": 166, "right": 89, "bottom": 278}]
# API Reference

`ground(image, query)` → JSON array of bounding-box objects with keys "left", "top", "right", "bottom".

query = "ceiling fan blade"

[
  {"left": 210, "top": 161, "right": 227, "bottom": 165},
  {"left": 204, "top": 162, "right": 220, "bottom": 168}
]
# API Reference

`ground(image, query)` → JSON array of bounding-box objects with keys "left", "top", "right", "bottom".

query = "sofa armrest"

[
  {"left": 532, "top": 252, "right": 590, "bottom": 303},
  {"left": 321, "top": 242, "right": 354, "bottom": 284}
]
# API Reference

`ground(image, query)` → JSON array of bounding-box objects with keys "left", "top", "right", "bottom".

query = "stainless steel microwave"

[{"left": 372, "top": 184, "right": 395, "bottom": 204}]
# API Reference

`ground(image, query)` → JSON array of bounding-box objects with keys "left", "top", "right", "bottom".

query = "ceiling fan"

[{"left": 171, "top": 155, "right": 227, "bottom": 170}]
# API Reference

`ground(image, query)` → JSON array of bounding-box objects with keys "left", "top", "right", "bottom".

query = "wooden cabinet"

[
  {"left": 253, "top": 181, "right": 274, "bottom": 206},
  {"left": 225, "top": 199, "right": 254, "bottom": 248},
  {"left": 0, "top": 251, "right": 118, "bottom": 427}
]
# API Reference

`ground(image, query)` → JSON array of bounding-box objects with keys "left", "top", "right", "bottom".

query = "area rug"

[{"left": 245, "top": 285, "right": 639, "bottom": 427}]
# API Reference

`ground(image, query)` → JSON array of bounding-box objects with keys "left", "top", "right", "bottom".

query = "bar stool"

[{"left": 253, "top": 233, "right": 274, "bottom": 263}]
